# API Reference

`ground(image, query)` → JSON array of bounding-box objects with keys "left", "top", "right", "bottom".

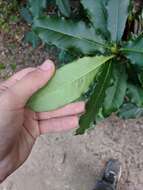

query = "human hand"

[{"left": 0, "top": 60, "right": 85, "bottom": 182}]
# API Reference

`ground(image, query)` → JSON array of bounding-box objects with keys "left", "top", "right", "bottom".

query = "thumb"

[{"left": 8, "top": 60, "right": 55, "bottom": 106}]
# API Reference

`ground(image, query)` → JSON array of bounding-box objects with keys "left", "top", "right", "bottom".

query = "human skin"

[{"left": 0, "top": 60, "right": 85, "bottom": 182}]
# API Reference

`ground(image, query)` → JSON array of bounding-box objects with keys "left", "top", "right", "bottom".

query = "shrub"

[{"left": 23, "top": 0, "right": 143, "bottom": 134}]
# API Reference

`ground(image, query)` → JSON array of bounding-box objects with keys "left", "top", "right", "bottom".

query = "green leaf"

[
  {"left": 118, "top": 103, "right": 143, "bottom": 119},
  {"left": 76, "top": 61, "right": 113, "bottom": 135},
  {"left": 33, "top": 16, "right": 105, "bottom": 54},
  {"left": 36, "top": 29, "right": 99, "bottom": 54},
  {"left": 25, "top": 31, "right": 41, "bottom": 48},
  {"left": 126, "top": 63, "right": 140, "bottom": 84},
  {"left": 10, "top": 63, "right": 17, "bottom": 71},
  {"left": 121, "top": 35, "right": 143, "bottom": 66},
  {"left": 20, "top": 7, "right": 33, "bottom": 24},
  {"left": 106, "top": 0, "right": 130, "bottom": 42},
  {"left": 29, "top": 0, "right": 47, "bottom": 17},
  {"left": 58, "top": 50, "right": 78, "bottom": 64},
  {"left": 103, "top": 62, "right": 127, "bottom": 115},
  {"left": 56, "top": 0, "right": 71, "bottom": 17},
  {"left": 27, "top": 55, "right": 113, "bottom": 112},
  {"left": 127, "top": 83, "right": 143, "bottom": 106},
  {"left": 81, "top": 0, "right": 108, "bottom": 38},
  {"left": 138, "top": 70, "right": 143, "bottom": 86},
  {"left": 0, "top": 63, "right": 6, "bottom": 70}
]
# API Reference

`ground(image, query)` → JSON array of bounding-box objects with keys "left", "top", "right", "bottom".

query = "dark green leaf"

[
  {"left": 56, "top": 0, "right": 71, "bottom": 17},
  {"left": 27, "top": 55, "right": 113, "bottom": 112},
  {"left": 121, "top": 35, "right": 143, "bottom": 66},
  {"left": 20, "top": 7, "right": 33, "bottom": 24},
  {"left": 126, "top": 63, "right": 140, "bottom": 84},
  {"left": 118, "top": 103, "right": 143, "bottom": 119},
  {"left": 58, "top": 50, "right": 78, "bottom": 64},
  {"left": 34, "top": 16, "right": 105, "bottom": 54},
  {"left": 138, "top": 70, "right": 143, "bottom": 86},
  {"left": 36, "top": 29, "right": 99, "bottom": 54},
  {"left": 103, "top": 62, "right": 127, "bottom": 115},
  {"left": 10, "top": 63, "right": 17, "bottom": 71},
  {"left": 81, "top": 0, "right": 108, "bottom": 38},
  {"left": 76, "top": 61, "right": 113, "bottom": 135},
  {"left": 29, "top": 0, "right": 47, "bottom": 17},
  {"left": 106, "top": 0, "right": 130, "bottom": 42},
  {"left": 0, "top": 63, "right": 6, "bottom": 70},
  {"left": 24, "top": 31, "right": 41, "bottom": 48},
  {"left": 127, "top": 83, "right": 143, "bottom": 106}
]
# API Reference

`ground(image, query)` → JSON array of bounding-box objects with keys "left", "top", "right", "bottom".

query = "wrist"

[{"left": 0, "top": 146, "right": 18, "bottom": 183}]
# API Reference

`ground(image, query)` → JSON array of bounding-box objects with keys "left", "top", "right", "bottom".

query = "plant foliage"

[
  {"left": 28, "top": 55, "right": 113, "bottom": 112},
  {"left": 24, "top": 0, "right": 143, "bottom": 134}
]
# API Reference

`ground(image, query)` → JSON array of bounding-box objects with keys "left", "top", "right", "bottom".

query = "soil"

[{"left": 0, "top": 20, "right": 143, "bottom": 190}]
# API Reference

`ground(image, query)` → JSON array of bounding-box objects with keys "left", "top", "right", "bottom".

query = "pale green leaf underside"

[
  {"left": 107, "top": 0, "right": 130, "bottom": 42},
  {"left": 27, "top": 56, "right": 113, "bottom": 112}
]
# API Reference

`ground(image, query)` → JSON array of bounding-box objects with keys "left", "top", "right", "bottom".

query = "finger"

[
  {"left": 37, "top": 102, "right": 85, "bottom": 120},
  {"left": 39, "top": 116, "right": 79, "bottom": 134},
  {"left": 8, "top": 68, "right": 36, "bottom": 81},
  {"left": 0, "top": 68, "right": 35, "bottom": 91},
  {"left": 7, "top": 60, "right": 55, "bottom": 106}
]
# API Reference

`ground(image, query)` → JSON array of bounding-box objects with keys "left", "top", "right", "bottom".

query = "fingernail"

[{"left": 39, "top": 60, "right": 54, "bottom": 71}]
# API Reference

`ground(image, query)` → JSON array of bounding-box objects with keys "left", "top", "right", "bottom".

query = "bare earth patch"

[
  {"left": 0, "top": 117, "right": 143, "bottom": 190},
  {"left": 0, "top": 33, "right": 143, "bottom": 190}
]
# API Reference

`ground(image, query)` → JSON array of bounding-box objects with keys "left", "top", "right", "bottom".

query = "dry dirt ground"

[{"left": 0, "top": 35, "right": 143, "bottom": 190}]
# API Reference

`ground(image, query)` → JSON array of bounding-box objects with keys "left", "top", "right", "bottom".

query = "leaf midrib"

[
  {"left": 115, "top": 0, "right": 119, "bottom": 41},
  {"left": 41, "top": 26, "right": 105, "bottom": 47},
  {"left": 121, "top": 48, "right": 143, "bottom": 54},
  {"left": 40, "top": 64, "right": 103, "bottom": 97},
  {"left": 45, "top": 56, "right": 113, "bottom": 95},
  {"left": 35, "top": 19, "right": 106, "bottom": 48}
]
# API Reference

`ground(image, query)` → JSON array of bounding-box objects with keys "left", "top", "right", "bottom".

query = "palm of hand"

[{"left": 0, "top": 62, "right": 85, "bottom": 181}]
